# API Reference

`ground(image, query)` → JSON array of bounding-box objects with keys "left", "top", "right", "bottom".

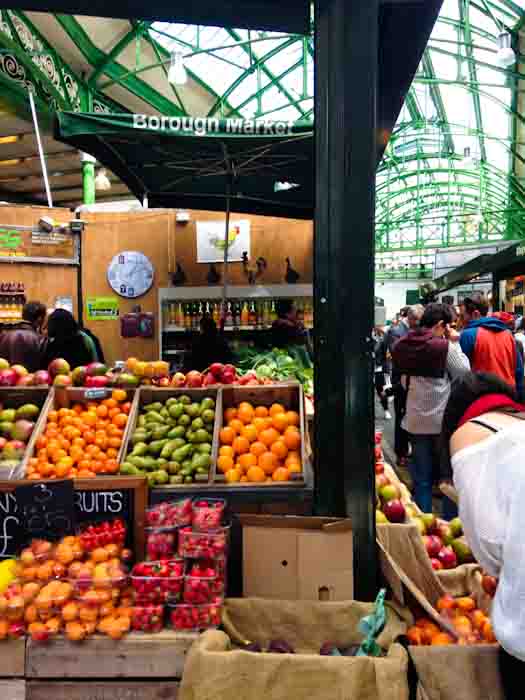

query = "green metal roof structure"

[{"left": 1, "top": 2, "right": 525, "bottom": 277}]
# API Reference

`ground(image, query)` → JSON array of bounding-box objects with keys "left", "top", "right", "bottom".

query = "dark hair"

[
  {"left": 47, "top": 309, "right": 78, "bottom": 339},
  {"left": 276, "top": 299, "right": 294, "bottom": 319},
  {"left": 420, "top": 302, "right": 453, "bottom": 329},
  {"left": 200, "top": 313, "right": 217, "bottom": 335},
  {"left": 400, "top": 306, "right": 410, "bottom": 318},
  {"left": 462, "top": 292, "right": 489, "bottom": 317},
  {"left": 22, "top": 301, "right": 46, "bottom": 324},
  {"left": 440, "top": 372, "right": 518, "bottom": 480}
]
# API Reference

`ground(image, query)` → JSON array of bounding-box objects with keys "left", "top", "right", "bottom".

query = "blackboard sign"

[
  {"left": 0, "top": 477, "right": 146, "bottom": 559},
  {"left": 15, "top": 480, "right": 76, "bottom": 550}
]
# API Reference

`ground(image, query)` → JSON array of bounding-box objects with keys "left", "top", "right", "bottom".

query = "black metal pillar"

[{"left": 314, "top": 0, "right": 378, "bottom": 600}]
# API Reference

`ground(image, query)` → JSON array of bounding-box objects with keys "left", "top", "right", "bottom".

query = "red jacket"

[{"left": 0, "top": 323, "right": 47, "bottom": 372}]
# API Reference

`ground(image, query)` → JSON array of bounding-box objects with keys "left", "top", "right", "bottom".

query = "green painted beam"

[
  {"left": 88, "top": 21, "right": 146, "bottom": 87},
  {"left": 460, "top": 0, "right": 487, "bottom": 162}
]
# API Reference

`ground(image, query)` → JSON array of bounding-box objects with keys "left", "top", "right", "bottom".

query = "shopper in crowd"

[
  {"left": 42, "top": 309, "right": 97, "bottom": 369},
  {"left": 441, "top": 372, "right": 525, "bottom": 697},
  {"left": 0, "top": 301, "right": 47, "bottom": 372},
  {"left": 460, "top": 293, "right": 523, "bottom": 397},
  {"left": 373, "top": 326, "right": 391, "bottom": 420},
  {"left": 271, "top": 299, "right": 306, "bottom": 348},
  {"left": 392, "top": 303, "right": 470, "bottom": 516},
  {"left": 188, "top": 313, "right": 232, "bottom": 373},
  {"left": 80, "top": 325, "right": 105, "bottom": 364},
  {"left": 385, "top": 305, "right": 424, "bottom": 467}
]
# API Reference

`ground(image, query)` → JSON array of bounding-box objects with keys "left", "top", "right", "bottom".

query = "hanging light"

[
  {"left": 461, "top": 146, "right": 473, "bottom": 167},
  {"left": 95, "top": 168, "right": 111, "bottom": 191},
  {"left": 496, "top": 32, "right": 515, "bottom": 68},
  {"left": 168, "top": 50, "right": 187, "bottom": 85}
]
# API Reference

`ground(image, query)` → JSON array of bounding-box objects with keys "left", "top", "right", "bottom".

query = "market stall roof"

[{"left": 55, "top": 111, "right": 314, "bottom": 217}]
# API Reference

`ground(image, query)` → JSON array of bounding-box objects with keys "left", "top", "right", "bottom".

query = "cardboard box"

[{"left": 240, "top": 515, "right": 353, "bottom": 601}]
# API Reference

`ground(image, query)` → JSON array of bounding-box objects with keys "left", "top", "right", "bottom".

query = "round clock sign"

[{"left": 107, "top": 251, "right": 154, "bottom": 298}]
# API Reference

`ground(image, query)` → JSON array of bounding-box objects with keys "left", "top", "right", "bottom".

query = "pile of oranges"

[
  {"left": 218, "top": 402, "right": 302, "bottom": 483},
  {"left": 407, "top": 594, "right": 497, "bottom": 646},
  {"left": 27, "top": 389, "right": 131, "bottom": 480}
]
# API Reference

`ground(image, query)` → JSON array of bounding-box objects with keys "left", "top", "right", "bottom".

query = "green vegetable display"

[
  {"left": 236, "top": 346, "right": 314, "bottom": 396},
  {"left": 120, "top": 395, "right": 216, "bottom": 486}
]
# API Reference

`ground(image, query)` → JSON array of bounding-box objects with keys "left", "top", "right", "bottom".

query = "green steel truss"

[{"left": 1, "top": 3, "right": 525, "bottom": 278}]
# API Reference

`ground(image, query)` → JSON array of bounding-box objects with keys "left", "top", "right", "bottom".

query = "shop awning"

[{"left": 55, "top": 112, "right": 314, "bottom": 219}]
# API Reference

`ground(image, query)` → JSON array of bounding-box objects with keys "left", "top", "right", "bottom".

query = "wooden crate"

[
  {"left": 120, "top": 387, "right": 222, "bottom": 487},
  {"left": 22, "top": 387, "right": 139, "bottom": 473},
  {"left": 215, "top": 383, "right": 312, "bottom": 487},
  {"left": 25, "top": 632, "right": 197, "bottom": 679},
  {"left": 0, "top": 681, "right": 25, "bottom": 700},
  {"left": 0, "top": 388, "right": 53, "bottom": 479},
  {"left": 26, "top": 681, "right": 178, "bottom": 700},
  {"left": 0, "top": 639, "right": 26, "bottom": 677}
]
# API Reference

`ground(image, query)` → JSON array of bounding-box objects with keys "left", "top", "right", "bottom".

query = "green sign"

[{"left": 86, "top": 297, "right": 119, "bottom": 321}]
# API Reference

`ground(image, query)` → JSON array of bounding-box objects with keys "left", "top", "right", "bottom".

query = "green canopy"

[{"left": 55, "top": 111, "right": 314, "bottom": 218}]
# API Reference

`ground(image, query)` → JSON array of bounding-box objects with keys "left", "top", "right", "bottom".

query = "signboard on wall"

[
  {"left": 86, "top": 297, "right": 120, "bottom": 321},
  {"left": 196, "top": 219, "right": 250, "bottom": 263},
  {"left": 0, "top": 224, "right": 78, "bottom": 264}
]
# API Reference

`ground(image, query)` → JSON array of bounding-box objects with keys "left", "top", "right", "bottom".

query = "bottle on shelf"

[
  {"left": 194, "top": 302, "right": 203, "bottom": 329},
  {"left": 225, "top": 301, "right": 233, "bottom": 327},
  {"left": 212, "top": 302, "right": 220, "bottom": 326},
  {"left": 248, "top": 301, "right": 257, "bottom": 327},
  {"left": 232, "top": 301, "right": 241, "bottom": 328},
  {"left": 240, "top": 301, "right": 249, "bottom": 327},
  {"left": 176, "top": 303, "right": 184, "bottom": 328},
  {"left": 183, "top": 303, "right": 192, "bottom": 329},
  {"left": 262, "top": 300, "right": 270, "bottom": 327},
  {"left": 270, "top": 300, "right": 278, "bottom": 323},
  {"left": 256, "top": 300, "right": 263, "bottom": 327}
]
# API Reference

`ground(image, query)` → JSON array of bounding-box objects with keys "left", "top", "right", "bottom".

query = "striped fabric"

[{"left": 402, "top": 341, "right": 470, "bottom": 435}]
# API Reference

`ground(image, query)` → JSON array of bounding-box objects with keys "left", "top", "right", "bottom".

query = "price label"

[{"left": 84, "top": 389, "right": 110, "bottom": 400}]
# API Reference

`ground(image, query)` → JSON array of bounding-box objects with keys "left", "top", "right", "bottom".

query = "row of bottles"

[
  {"left": 0, "top": 282, "right": 25, "bottom": 325},
  {"left": 164, "top": 298, "right": 314, "bottom": 330}
]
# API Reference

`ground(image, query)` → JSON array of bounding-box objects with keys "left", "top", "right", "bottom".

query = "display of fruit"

[
  {"left": 0, "top": 525, "right": 133, "bottom": 643},
  {"left": 145, "top": 499, "right": 193, "bottom": 528},
  {"left": 131, "top": 604, "right": 164, "bottom": 633},
  {"left": 0, "top": 400, "right": 41, "bottom": 470},
  {"left": 145, "top": 528, "right": 178, "bottom": 561},
  {"left": 120, "top": 394, "right": 216, "bottom": 485},
  {"left": 407, "top": 595, "right": 498, "bottom": 646},
  {"left": 26, "top": 389, "right": 131, "bottom": 479},
  {"left": 168, "top": 600, "right": 222, "bottom": 631},
  {"left": 192, "top": 499, "right": 225, "bottom": 532},
  {"left": 131, "top": 560, "right": 184, "bottom": 604},
  {"left": 178, "top": 526, "right": 229, "bottom": 559},
  {"left": 218, "top": 401, "right": 302, "bottom": 483},
  {"left": 481, "top": 574, "right": 498, "bottom": 597},
  {"left": 79, "top": 520, "right": 126, "bottom": 551}
]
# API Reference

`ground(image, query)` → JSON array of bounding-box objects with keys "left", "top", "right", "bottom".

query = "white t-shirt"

[{"left": 452, "top": 422, "right": 525, "bottom": 660}]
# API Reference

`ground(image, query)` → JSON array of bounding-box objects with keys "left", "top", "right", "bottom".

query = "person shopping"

[
  {"left": 441, "top": 372, "right": 525, "bottom": 699},
  {"left": 373, "top": 326, "right": 391, "bottom": 419},
  {"left": 42, "top": 309, "right": 98, "bottom": 369},
  {"left": 391, "top": 303, "right": 469, "bottom": 516},
  {"left": 0, "top": 301, "right": 47, "bottom": 372}
]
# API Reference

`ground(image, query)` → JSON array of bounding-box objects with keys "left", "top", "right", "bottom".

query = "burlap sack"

[
  {"left": 178, "top": 599, "right": 410, "bottom": 700},
  {"left": 435, "top": 565, "right": 493, "bottom": 614},
  {"left": 377, "top": 523, "right": 446, "bottom": 606},
  {"left": 410, "top": 645, "right": 503, "bottom": 700}
]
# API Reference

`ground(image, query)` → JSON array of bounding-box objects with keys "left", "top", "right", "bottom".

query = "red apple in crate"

[
  {"left": 481, "top": 575, "right": 498, "bottom": 597},
  {"left": 437, "top": 546, "right": 458, "bottom": 570},
  {"left": 0, "top": 438, "right": 6, "bottom": 450},
  {"left": 430, "top": 558, "right": 443, "bottom": 571},
  {"left": 0, "top": 369, "right": 17, "bottom": 387},
  {"left": 10, "top": 365, "right": 28, "bottom": 378},
  {"left": 16, "top": 374, "right": 34, "bottom": 387},
  {"left": 375, "top": 461, "right": 385, "bottom": 475},
  {"left": 382, "top": 499, "right": 406, "bottom": 523},
  {"left": 171, "top": 372, "right": 186, "bottom": 387},
  {"left": 379, "top": 484, "right": 399, "bottom": 503},
  {"left": 157, "top": 377, "right": 170, "bottom": 387},
  {"left": 422, "top": 535, "right": 442, "bottom": 558},
  {"left": 435, "top": 522, "right": 454, "bottom": 546},
  {"left": 33, "top": 370, "right": 51, "bottom": 386},
  {"left": 48, "top": 358, "right": 70, "bottom": 377},
  {"left": 185, "top": 371, "right": 203, "bottom": 388},
  {"left": 53, "top": 375, "right": 72, "bottom": 387}
]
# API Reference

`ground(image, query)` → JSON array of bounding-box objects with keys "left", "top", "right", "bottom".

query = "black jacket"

[{"left": 42, "top": 333, "right": 93, "bottom": 370}]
